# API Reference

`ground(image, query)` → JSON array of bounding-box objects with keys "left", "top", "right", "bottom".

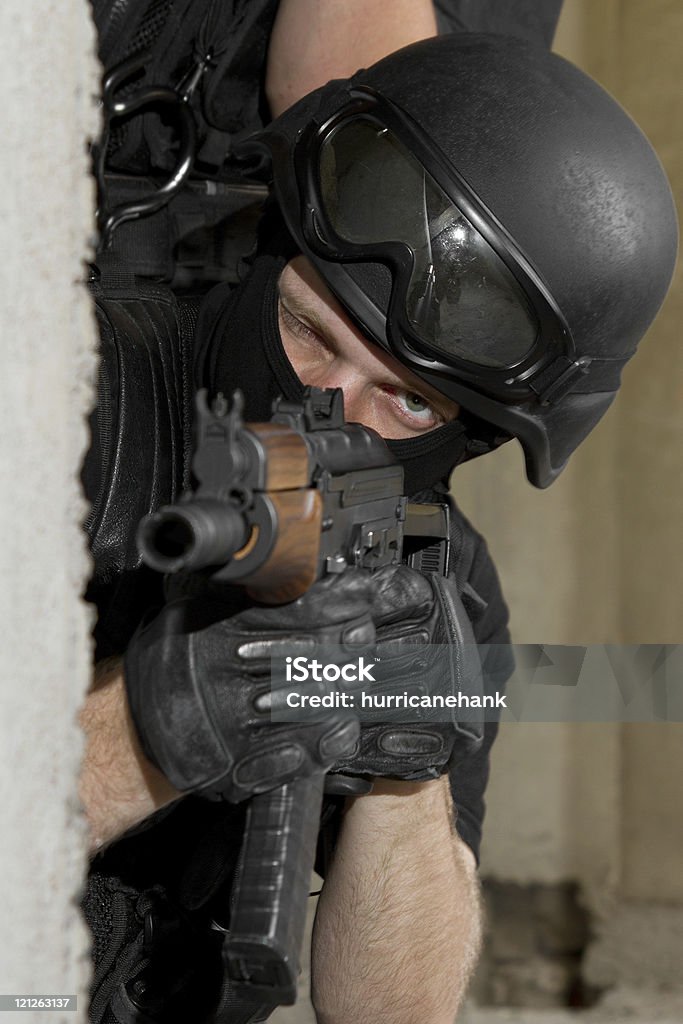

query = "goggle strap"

[
  {"left": 530, "top": 356, "right": 589, "bottom": 405},
  {"left": 532, "top": 354, "right": 628, "bottom": 404}
]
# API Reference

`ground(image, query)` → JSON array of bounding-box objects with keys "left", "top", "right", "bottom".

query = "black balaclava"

[{"left": 193, "top": 253, "right": 485, "bottom": 496}]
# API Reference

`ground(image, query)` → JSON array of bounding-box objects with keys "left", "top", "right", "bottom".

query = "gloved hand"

[
  {"left": 124, "top": 571, "right": 376, "bottom": 802},
  {"left": 330, "top": 565, "right": 484, "bottom": 781}
]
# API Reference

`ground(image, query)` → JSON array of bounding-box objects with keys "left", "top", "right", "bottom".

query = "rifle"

[{"left": 137, "top": 385, "right": 450, "bottom": 1007}]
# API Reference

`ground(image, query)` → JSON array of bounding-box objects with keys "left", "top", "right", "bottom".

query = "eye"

[
  {"left": 279, "top": 302, "right": 320, "bottom": 344},
  {"left": 403, "top": 392, "right": 430, "bottom": 414},
  {"left": 381, "top": 385, "right": 442, "bottom": 431},
  {"left": 396, "top": 390, "right": 439, "bottom": 424}
]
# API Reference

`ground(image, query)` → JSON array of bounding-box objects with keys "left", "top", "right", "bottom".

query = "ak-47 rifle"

[{"left": 137, "top": 385, "right": 450, "bottom": 1007}]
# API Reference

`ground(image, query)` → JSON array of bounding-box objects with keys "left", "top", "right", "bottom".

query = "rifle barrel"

[{"left": 138, "top": 499, "right": 249, "bottom": 574}]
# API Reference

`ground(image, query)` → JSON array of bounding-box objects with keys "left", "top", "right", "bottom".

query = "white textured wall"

[{"left": 0, "top": 0, "right": 99, "bottom": 1016}]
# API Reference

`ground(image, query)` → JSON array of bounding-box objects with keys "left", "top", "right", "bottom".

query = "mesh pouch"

[{"left": 92, "top": 0, "right": 277, "bottom": 175}]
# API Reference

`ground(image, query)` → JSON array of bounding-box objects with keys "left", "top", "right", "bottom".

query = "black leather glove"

[
  {"left": 124, "top": 571, "right": 376, "bottom": 802},
  {"left": 331, "top": 565, "right": 484, "bottom": 781}
]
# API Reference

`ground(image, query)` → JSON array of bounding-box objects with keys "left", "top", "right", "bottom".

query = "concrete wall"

[
  {"left": 453, "top": 0, "right": 683, "bottom": 1002},
  {"left": 0, "top": 0, "right": 99, "bottom": 1015}
]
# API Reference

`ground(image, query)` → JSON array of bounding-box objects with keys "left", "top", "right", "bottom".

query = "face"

[{"left": 278, "top": 256, "right": 459, "bottom": 438}]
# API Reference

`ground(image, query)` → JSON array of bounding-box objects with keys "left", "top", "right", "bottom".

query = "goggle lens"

[{"left": 319, "top": 118, "right": 539, "bottom": 368}]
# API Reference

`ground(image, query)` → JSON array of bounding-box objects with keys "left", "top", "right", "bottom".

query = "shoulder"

[
  {"left": 410, "top": 484, "right": 512, "bottom": 646},
  {"left": 446, "top": 498, "right": 511, "bottom": 645},
  {"left": 411, "top": 483, "right": 514, "bottom": 686},
  {"left": 447, "top": 497, "right": 516, "bottom": 701}
]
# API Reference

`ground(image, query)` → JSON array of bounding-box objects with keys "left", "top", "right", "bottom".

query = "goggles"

[{"left": 290, "top": 88, "right": 588, "bottom": 405}]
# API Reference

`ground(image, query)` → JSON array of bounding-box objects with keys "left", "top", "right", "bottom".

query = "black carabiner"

[{"left": 96, "top": 53, "right": 200, "bottom": 249}]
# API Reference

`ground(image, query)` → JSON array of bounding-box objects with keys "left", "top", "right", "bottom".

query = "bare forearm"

[
  {"left": 265, "top": 0, "right": 438, "bottom": 117},
  {"left": 79, "top": 659, "right": 180, "bottom": 853},
  {"left": 311, "top": 776, "right": 482, "bottom": 1024}
]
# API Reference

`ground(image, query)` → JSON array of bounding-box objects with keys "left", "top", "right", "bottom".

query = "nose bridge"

[{"left": 314, "top": 357, "right": 369, "bottom": 417}]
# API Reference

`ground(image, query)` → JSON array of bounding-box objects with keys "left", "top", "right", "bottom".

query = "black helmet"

[{"left": 253, "top": 33, "right": 678, "bottom": 487}]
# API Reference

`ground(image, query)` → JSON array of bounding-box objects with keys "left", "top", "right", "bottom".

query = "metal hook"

[{"left": 96, "top": 52, "right": 205, "bottom": 250}]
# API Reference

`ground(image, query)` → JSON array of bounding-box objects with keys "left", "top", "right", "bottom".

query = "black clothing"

[
  {"left": 433, "top": 0, "right": 563, "bottom": 46},
  {"left": 84, "top": 263, "right": 513, "bottom": 843},
  {"left": 443, "top": 498, "right": 512, "bottom": 855},
  {"left": 83, "top": 273, "right": 197, "bottom": 660},
  {"left": 82, "top": 262, "right": 513, "bottom": 1023},
  {"left": 82, "top": 240, "right": 513, "bottom": 1024}
]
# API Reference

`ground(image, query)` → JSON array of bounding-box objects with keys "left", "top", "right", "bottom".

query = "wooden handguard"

[
  {"left": 233, "top": 423, "right": 320, "bottom": 604},
  {"left": 242, "top": 489, "right": 323, "bottom": 604}
]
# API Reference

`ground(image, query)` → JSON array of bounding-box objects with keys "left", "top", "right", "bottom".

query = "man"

[
  {"left": 81, "top": 24, "right": 677, "bottom": 1024},
  {"left": 81, "top": 248, "right": 498, "bottom": 1023}
]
